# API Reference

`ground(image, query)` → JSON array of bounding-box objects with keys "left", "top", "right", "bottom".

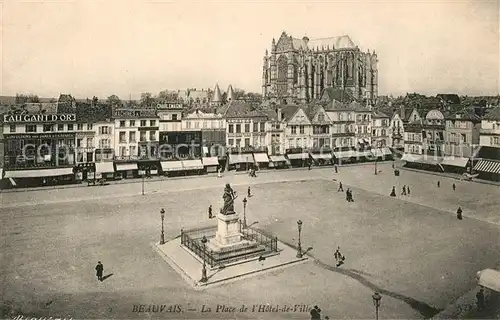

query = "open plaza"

[{"left": 1, "top": 162, "right": 500, "bottom": 319}]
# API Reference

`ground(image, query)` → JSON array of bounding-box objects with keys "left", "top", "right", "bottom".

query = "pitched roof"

[
  {"left": 212, "top": 84, "right": 222, "bottom": 102},
  {"left": 437, "top": 94, "right": 461, "bottom": 105},
  {"left": 483, "top": 107, "right": 500, "bottom": 121},
  {"left": 227, "top": 85, "right": 235, "bottom": 101},
  {"left": 24, "top": 103, "right": 58, "bottom": 114},
  {"left": 75, "top": 102, "right": 113, "bottom": 122},
  {"left": 372, "top": 110, "right": 390, "bottom": 118},
  {"left": 223, "top": 101, "right": 266, "bottom": 118},
  {"left": 321, "top": 88, "right": 356, "bottom": 103},
  {"left": 292, "top": 35, "right": 357, "bottom": 50}
]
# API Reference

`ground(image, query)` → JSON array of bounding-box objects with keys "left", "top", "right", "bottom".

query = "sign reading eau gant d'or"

[{"left": 2, "top": 114, "right": 77, "bottom": 123}]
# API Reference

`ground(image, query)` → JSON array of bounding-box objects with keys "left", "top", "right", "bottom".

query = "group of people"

[
  {"left": 248, "top": 168, "right": 257, "bottom": 177},
  {"left": 345, "top": 189, "right": 354, "bottom": 202}
]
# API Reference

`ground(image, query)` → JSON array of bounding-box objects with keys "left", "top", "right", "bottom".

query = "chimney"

[
  {"left": 277, "top": 107, "right": 283, "bottom": 121},
  {"left": 400, "top": 105, "right": 405, "bottom": 120}
]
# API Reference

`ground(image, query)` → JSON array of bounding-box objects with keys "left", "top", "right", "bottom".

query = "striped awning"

[
  {"left": 229, "top": 154, "right": 254, "bottom": 164},
  {"left": 269, "top": 155, "right": 287, "bottom": 162},
  {"left": 95, "top": 162, "right": 115, "bottom": 173},
  {"left": 4, "top": 167, "right": 74, "bottom": 178},
  {"left": 161, "top": 161, "right": 184, "bottom": 172},
  {"left": 287, "top": 153, "right": 309, "bottom": 160},
  {"left": 116, "top": 163, "right": 138, "bottom": 171},
  {"left": 311, "top": 153, "right": 332, "bottom": 160},
  {"left": 474, "top": 160, "right": 500, "bottom": 174},
  {"left": 182, "top": 159, "right": 204, "bottom": 170},
  {"left": 202, "top": 157, "right": 219, "bottom": 166},
  {"left": 253, "top": 153, "right": 270, "bottom": 163},
  {"left": 441, "top": 157, "right": 469, "bottom": 168}
]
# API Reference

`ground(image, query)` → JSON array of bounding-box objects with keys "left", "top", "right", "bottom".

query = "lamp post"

[
  {"left": 372, "top": 292, "right": 382, "bottom": 320},
  {"left": 200, "top": 236, "right": 208, "bottom": 283},
  {"left": 296, "top": 220, "right": 303, "bottom": 258},
  {"left": 242, "top": 197, "right": 248, "bottom": 229},
  {"left": 160, "top": 208, "right": 165, "bottom": 245},
  {"left": 374, "top": 158, "right": 378, "bottom": 175}
]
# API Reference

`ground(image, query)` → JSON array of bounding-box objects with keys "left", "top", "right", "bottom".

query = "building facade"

[
  {"left": 262, "top": 31, "right": 378, "bottom": 103},
  {"left": 371, "top": 111, "right": 390, "bottom": 147},
  {"left": 443, "top": 111, "right": 481, "bottom": 158}
]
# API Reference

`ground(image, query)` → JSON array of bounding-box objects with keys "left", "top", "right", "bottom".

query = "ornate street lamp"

[
  {"left": 372, "top": 292, "right": 382, "bottom": 320},
  {"left": 200, "top": 236, "right": 208, "bottom": 283},
  {"left": 296, "top": 220, "right": 303, "bottom": 258},
  {"left": 160, "top": 208, "right": 165, "bottom": 245},
  {"left": 242, "top": 197, "right": 248, "bottom": 228}
]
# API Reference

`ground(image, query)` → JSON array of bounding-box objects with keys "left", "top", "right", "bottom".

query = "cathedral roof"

[
  {"left": 212, "top": 84, "right": 222, "bottom": 102},
  {"left": 292, "top": 35, "right": 357, "bottom": 50},
  {"left": 321, "top": 88, "right": 356, "bottom": 103}
]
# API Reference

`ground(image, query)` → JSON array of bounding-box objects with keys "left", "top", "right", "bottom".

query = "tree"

[
  {"left": 233, "top": 88, "right": 246, "bottom": 100},
  {"left": 157, "top": 90, "right": 179, "bottom": 102},
  {"left": 140, "top": 92, "right": 154, "bottom": 107},
  {"left": 15, "top": 93, "right": 40, "bottom": 104},
  {"left": 107, "top": 94, "right": 121, "bottom": 106}
]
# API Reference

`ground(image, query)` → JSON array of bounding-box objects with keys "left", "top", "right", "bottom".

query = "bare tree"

[{"left": 157, "top": 90, "right": 179, "bottom": 102}]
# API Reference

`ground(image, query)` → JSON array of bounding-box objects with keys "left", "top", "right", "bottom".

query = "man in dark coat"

[
  {"left": 437, "top": 180, "right": 440, "bottom": 188},
  {"left": 334, "top": 165, "right": 338, "bottom": 173},
  {"left": 407, "top": 186, "right": 411, "bottom": 195},
  {"left": 95, "top": 261, "right": 103, "bottom": 281},
  {"left": 208, "top": 205, "right": 213, "bottom": 219},
  {"left": 247, "top": 186, "right": 251, "bottom": 197},
  {"left": 338, "top": 182, "right": 344, "bottom": 192},
  {"left": 310, "top": 305, "right": 321, "bottom": 319},
  {"left": 457, "top": 207, "right": 463, "bottom": 220},
  {"left": 476, "top": 288, "right": 485, "bottom": 311},
  {"left": 390, "top": 186, "right": 396, "bottom": 197},
  {"left": 452, "top": 183, "right": 456, "bottom": 191},
  {"left": 401, "top": 185, "right": 407, "bottom": 195}
]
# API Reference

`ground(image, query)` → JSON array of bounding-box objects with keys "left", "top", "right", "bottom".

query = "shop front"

[
  {"left": 473, "top": 159, "right": 500, "bottom": 182},
  {"left": 3, "top": 167, "right": 75, "bottom": 188},
  {"left": 160, "top": 160, "right": 184, "bottom": 177},
  {"left": 228, "top": 153, "right": 254, "bottom": 171},
  {"left": 253, "top": 152, "right": 270, "bottom": 169},
  {"left": 202, "top": 157, "right": 219, "bottom": 173},
  {"left": 285, "top": 148, "right": 310, "bottom": 167},
  {"left": 115, "top": 162, "right": 138, "bottom": 179},
  {"left": 181, "top": 159, "right": 204, "bottom": 176},
  {"left": 269, "top": 155, "right": 289, "bottom": 169}
]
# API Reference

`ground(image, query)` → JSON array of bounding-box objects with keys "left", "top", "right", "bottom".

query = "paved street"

[{"left": 1, "top": 162, "right": 499, "bottom": 319}]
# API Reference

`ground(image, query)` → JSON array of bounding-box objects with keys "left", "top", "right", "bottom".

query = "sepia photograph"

[{"left": 0, "top": 0, "right": 499, "bottom": 319}]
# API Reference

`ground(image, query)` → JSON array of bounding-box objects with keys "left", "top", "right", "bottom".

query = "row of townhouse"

[
  {"left": 1, "top": 96, "right": 396, "bottom": 188},
  {"left": 398, "top": 105, "right": 500, "bottom": 181}
]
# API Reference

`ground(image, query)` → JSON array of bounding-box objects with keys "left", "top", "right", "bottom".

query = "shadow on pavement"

[{"left": 102, "top": 273, "right": 114, "bottom": 281}]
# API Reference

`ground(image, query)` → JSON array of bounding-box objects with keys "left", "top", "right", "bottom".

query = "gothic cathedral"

[{"left": 262, "top": 32, "right": 378, "bottom": 104}]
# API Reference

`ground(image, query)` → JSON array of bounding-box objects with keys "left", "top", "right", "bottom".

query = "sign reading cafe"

[{"left": 2, "top": 114, "right": 77, "bottom": 123}]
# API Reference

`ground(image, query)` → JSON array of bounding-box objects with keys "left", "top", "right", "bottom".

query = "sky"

[{"left": 1, "top": 0, "right": 499, "bottom": 100}]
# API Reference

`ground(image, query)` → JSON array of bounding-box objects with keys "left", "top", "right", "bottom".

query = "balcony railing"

[{"left": 480, "top": 128, "right": 500, "bottom": 135}]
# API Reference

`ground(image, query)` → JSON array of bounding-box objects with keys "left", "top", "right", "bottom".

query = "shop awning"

[
  {"left": 4, "top": 167, "right": 74, "bottom": 178},
  {"left": 474, "top": 159, "right": 500, "bottom": 174},
  {"left": 202, "top": 157, "right": 219, "bottom": 166},
  {"left": 356, "top": 150, "right": 371, "bottom": 157},
  {"left": 116, "top": 163, "right": 138, "bottom": 171},
  {"left": 286, "top": 153, "right": 309, "bottom": 160},
  {"left": 477, "top": 269, "right": 500, "bottom": 292},
  {"left": 311, "top": 153, "right": 332, "bottom": 160},
  {"left": 95, "top": 162, "right": 115, "bottom": 173},
  {"left": 161, "top": 161, "right": 184, "bottom": 172},
  {"left": 401, "top": 153, "right": 416, "bottom": 161},
  {"left": 0, "top": 168, "right": 3, "bottom": 179},
  {"left": 413, "top": 156, "right": 443, "bottom": 165},
  {"left": 229, "top": 154, "right": 254, "bottom": 164},
  {"left": 441, "top": 157, "right": 469, "bottom": 168},
  {"left": 253, "top": 153, "right": 270, "bottom": 163},
  {"left": 269, "top": 155, "right": 287, "bottom": 162},
  {"left": 333, "top": 151, "right": 356, "bottom": 159},
  {"left": 182, "top": 159, "right": 204, "bottom": 170}
]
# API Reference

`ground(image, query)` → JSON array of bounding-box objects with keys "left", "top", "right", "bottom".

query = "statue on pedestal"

[{"left": 220, "top": 183, "right": 237, "bottom": 215}]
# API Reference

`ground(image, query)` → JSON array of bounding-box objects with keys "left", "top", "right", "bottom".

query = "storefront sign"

[
  {"left": 2, "top": 114, "right": 76, "bottom": 123},
  {"left": 5, "top": 133, "right": 75, "bottom": 139}
]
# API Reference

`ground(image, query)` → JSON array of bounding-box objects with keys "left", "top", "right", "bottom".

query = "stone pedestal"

[{"left": 214, "top": 212, "right": 241, "bottom": 246}]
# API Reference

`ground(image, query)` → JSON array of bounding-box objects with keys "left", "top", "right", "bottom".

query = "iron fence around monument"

[
  {"left": 240, "top": 223, "right": 278, "bottom": 252},
  {"left": 180, "top": 224, "right": 278, "bottom": 268}
]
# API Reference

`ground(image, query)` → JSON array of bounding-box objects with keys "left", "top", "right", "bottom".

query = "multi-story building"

[
  {"left": 389, "top": 106, "right": 420, "bottom": 150},
  {"left": 353, "top": 102, "right": 372, "bottom": 149},
  {"left": 113, "top": 107, "right": 158, "bottom": 160},
  {"left": 443, "top": 110, "right": 481, "bottom": 158},
  {"left": 325, "top": 101, "right": 356, "bottom": 148},
  {"left": 2, "top": 105, "right": 77, "bottom": 186},
  {"left": 183, "top": 106, "right": 226, "bottom": 158},
  {"left": 224, "top": 101, "right": 267, "bottom": 149},
  {"left": 422, "top": 109, "right": 446, "bottom": 157},
  {"left": 284, "top": 105, "right": 312, "bottom": 150},
  {"left": 403, "top": 120, "right": 423, "bottom": 155},
  {"left": 262, "top": 31, "right": 378, "bottom": 103},
  {"left": 474, "top": 107, "right": 500, "bottom": 181},
  {"left": 371, "top": 111, "right": 390, "bottom": 147}
]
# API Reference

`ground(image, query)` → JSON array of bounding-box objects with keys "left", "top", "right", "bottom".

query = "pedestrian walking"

[
  {"left": 392, "top": 162, "right": 395, "bottom": 169},
  {"left": 452, "top": 183, "right": 456, "bottom": 191},
  {"left": 208, "top": 205, "right": 213, "bottom": 219},
  {"left": 334, "top": 247, "right": 345, "bottom": 267},
  {"left": 217, "top": 167, "right": 222, "bottom": 178},
  {"left": 401, "top": 185, "right": 407, "bottom": 196},
  {"left": 308, "top": 161, "right": 312, "bottom": 170},
  {"left": 345, "top": 189, "right": 350, "bottom": 202},
  {"left": 334, "top": 165, "right": 338, "bottom": 173},
  {"left": 407, "top": 186, "right": 410, "bottom": 195},
  {"left": 247, "top": 186, "right": 251, "bottom": 197},
  {"left": 456, "top": 207, "right": 463, "bottom": 220},
  {"left": 95, "top": 261, "right": 103, "bottom": 281},
  {"left": 390, "top": 186, "right": 396, "bottom": 197},
  {"left": 437, "top": 180, "right": 440, "bottom": 188},
  {"left": 476, "top": 288, "right": 485, "bottom": 311},
  {"left": 338, "top": 182, "right": 344, "bottom": 192}
]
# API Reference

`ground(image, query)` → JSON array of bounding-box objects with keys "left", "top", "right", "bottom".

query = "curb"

[{"left": 398, "top": 167, "right": 500, "bottom": 187}]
